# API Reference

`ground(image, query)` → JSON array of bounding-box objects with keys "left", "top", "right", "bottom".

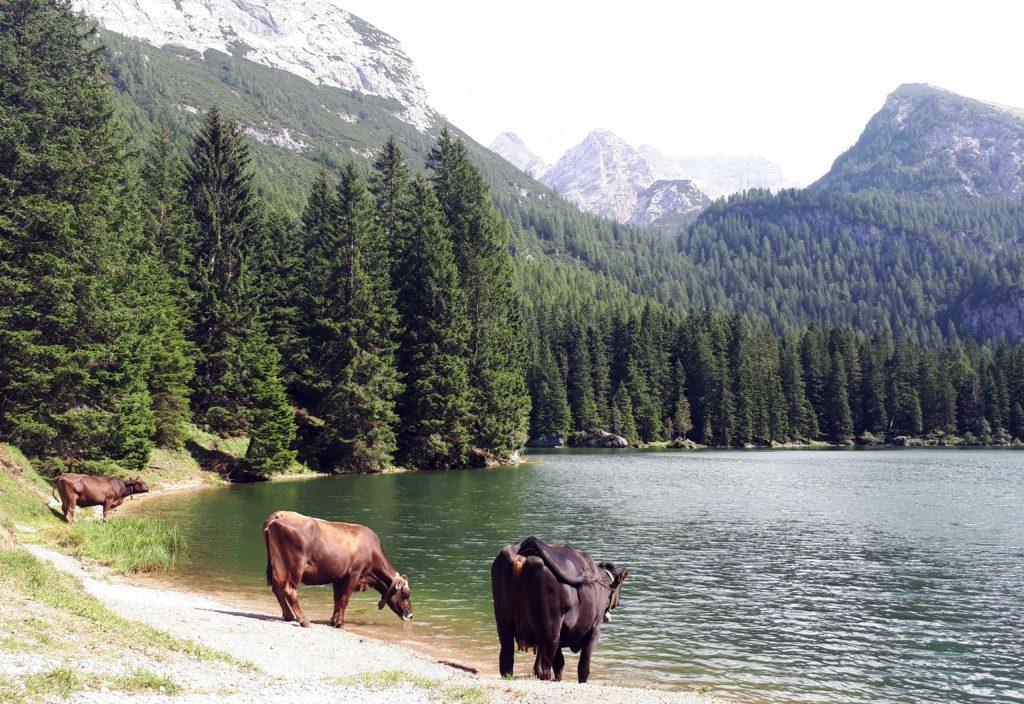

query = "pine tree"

[
  {"left": 297, "top": 163, "right": 400, "bottom": 471},
  {"left": 370, "top": 136, "right": 411, "bottom": 268},
  {"left": 0, "top": 0, "right": 155, "bottom": 467},
  {"left": 428, "top": 130, "right": 529, "bottom": 458},
  {"left": 393, "top": 176, "right": 471, "bottom": 468},
  {"left": 183, "top": 108, "right": 294, "bottom": 469},
  {"left": 610, "top": 384, "right": 637, "bottom": 444},
  {"left": 780, "top": 339, "right": 817, "bottom": 439},
  {"left": 671, "top": 360, "right": 693, "bottom": 439},
  {"left": 140, "top": 129, "right": 193, "bottom": 285},
  {"left": 823, "top": 353, "right": 854, "bottom": 444}
]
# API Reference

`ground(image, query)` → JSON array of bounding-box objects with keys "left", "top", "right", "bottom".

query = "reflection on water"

[{"left": 132, "top": 449, "right": 1024, "bottom": 703}]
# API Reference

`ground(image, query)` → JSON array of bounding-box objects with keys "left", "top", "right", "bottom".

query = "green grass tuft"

[
  {"left": 22, "top": 667, "right": 83, "bottom": 700},
  {"left": 55, "top": 517, "right": 185, "bottom": 573},
  {"left": 114, "top": 669, "right": 182, "bottom": 694},
  {"left": 339, "top": 671, "right": 489, "bottom": 704}
]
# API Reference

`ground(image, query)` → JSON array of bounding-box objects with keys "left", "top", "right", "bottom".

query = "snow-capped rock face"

[
  {"left": 815, "top": 83, "right": 1024, "bottom": 196},
  {"left": 489, "top": 132, "right": 551, "bottom": 179},
  {"left": 628, "top": 179, "right": 710, "bottom": 227},
  {"left": 540, "top": 130, "right": 657, "bottom": 222},
  {"left": 73, "top": 0, "right": 437, "bottom": 131}
]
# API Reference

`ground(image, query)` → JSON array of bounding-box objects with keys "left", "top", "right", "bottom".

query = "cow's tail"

[{"left": 263, "top": 514, "right": 281, "bottom": 586}]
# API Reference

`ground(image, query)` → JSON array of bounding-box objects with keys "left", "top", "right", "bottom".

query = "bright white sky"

[{"left": 341, "top": 0, "right": 1024, "bottom": 185}]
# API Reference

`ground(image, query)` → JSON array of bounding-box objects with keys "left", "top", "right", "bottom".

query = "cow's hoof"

[
  {"left": 299, "top": 620, "right": 311, "bottom": 628},
  {"left": 329, "top": 621, "right": 343, "bottom": 629}
]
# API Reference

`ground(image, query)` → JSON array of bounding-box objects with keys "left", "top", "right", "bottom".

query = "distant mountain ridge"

[
  {"left": 489, "top": 132, "right": 551, "bottom": 179},
  {"left": 815, "top": 83, "right": 1024, "bottom": 196},
  {"left": 489, "top": 129, "right": 788, "bottom": 227}
]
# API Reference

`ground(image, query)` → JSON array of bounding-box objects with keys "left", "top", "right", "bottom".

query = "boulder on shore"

[
  {"left": 526, "top": 433, "right": 565, "bottom": 448},
  {"left": 568, "top": 429, "right": 629, "bottom": 448}
]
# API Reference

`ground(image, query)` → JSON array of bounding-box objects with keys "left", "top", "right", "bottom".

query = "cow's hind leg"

[
  {"left": 496, "top": 621, "right": 515, "bottom": 678},
  {"left": 553, "top": 648, "right": 565, "bottom": 682},
  {"left": 285, "top": 583, "right": 310, "bottom": 628},
  {"left": 534, "top": 641, "right": 559, "bottom": 681},
  {"left": 271, "top": 582, "right": 294, "bottom": 622}
]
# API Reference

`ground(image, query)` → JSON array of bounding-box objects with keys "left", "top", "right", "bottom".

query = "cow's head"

[
  {"left": 599, "top": 562, "right": 628, "bottom": 623},
  {"left": 377, "top": 573, "right": 413, "bottom": 621},
  {"left": 125, "top": 477, "right": 150, "bottom": 495}
]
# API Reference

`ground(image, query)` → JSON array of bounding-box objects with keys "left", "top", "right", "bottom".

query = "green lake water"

[{"left": 131, "top": 449, "right": 1024, "bottom": 703}]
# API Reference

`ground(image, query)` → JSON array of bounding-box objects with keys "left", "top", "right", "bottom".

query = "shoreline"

[{"left": 20, "top": 542, "right": 727, "bottom": 704}]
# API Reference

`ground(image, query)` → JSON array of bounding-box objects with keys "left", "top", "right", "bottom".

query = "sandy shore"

[{"left": 20, "top": 544, "right": 727, "bottom": 704}]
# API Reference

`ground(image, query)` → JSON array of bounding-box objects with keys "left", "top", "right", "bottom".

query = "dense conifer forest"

[{"left": 2, "top": 0, "right": 1023, "bottom": 479}]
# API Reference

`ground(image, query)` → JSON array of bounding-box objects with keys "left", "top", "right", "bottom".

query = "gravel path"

[{"left": 23, "top": 546, "right": 728, "bottom": 704}]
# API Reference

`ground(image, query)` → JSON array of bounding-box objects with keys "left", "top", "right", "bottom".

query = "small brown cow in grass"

[
  {"left": 54, "top": 473, "right": 150, "bottom": 523},
  {"left": 263, "top": 510, "right": 413, "bottom": 629}
]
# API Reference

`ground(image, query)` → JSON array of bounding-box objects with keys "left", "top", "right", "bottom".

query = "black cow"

[{"left": 491, "top": 536, "right": 627, "bottom": 682}]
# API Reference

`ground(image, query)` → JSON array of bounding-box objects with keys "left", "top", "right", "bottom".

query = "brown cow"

[
  {"left": 263, "top": 510, "right": 413, "bottom": 629},
  {"left": 54, "top": 473, "right": 150, "bottom": 523},
  {"left": 491, "top": 536, "right": 627, "bottom": 683}
]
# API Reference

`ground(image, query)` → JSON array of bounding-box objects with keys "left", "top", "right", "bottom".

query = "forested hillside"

[{"left": 3, "top": 1, "right": 1024, "bottom": 479}]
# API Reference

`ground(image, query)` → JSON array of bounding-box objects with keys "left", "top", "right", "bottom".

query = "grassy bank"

[{"left": 0, "top": 443, "right": 187, "bottom": 573}]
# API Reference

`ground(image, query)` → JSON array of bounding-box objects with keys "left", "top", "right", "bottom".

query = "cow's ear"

[{"left": 617, "top": 569, "right": 628, "bottom": 584}]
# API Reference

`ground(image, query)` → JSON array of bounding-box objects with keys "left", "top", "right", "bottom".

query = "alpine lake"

[{"left": 127, "top": 448, "right": 1024, "bottom": 703}]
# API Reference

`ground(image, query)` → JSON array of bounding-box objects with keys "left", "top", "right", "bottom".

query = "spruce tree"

[
  {"left": 370, "top": 136, "right": 411, "bottom": 268},
  {"left": 0, "top": 0, "right": 155, "bottom": 467},
  {"left": 297, "top": 163, "right": 400, "bottom": 471},
  {"left": 824, "top": 353, "right": 854, "bottom": 444},
  {"left": 428, "top": 130, "right": 529, "bottom": 458},
  {"left": 671, "top": 360, "right": 693, "bottom": 439},
  {"left": 183, "top": 108, "right": 295, "bottom": 470},
  {"left": 393, "top": 176, "right": 471, "bottom": 468}
]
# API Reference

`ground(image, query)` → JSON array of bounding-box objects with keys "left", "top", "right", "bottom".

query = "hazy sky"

[{"left": 341, "top": 0, "right": 1024, "bottom": 185}]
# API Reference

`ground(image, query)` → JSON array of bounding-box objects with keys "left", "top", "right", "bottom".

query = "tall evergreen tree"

[
  {"left": 393, "top": 176, "right": 471, "bottom": 468},
  {"left": 428, "top": 130, "right": 529, "bottom": 458},
  {"left": 0, "top": 0, "right": 155, "bottom": 467},
  {"left": 183, "top": 108, "right": 294, "bottom": 470},
  {"left": 823, "top": 353, "right": 854, "bottom": 444},
  {"left": 297, "top": 163, "right": 400, "bottom": 471}
]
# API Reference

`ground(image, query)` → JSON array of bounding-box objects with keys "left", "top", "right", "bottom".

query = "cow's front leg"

[
  {"left": 577, "top": 629, "right": 600, "bottom": 683},
  {"left": 329, "top": 581, "right": 352, "bottom": 628},
  {"left": 102, "top": 497, "right": 123, "bottom": 521},
  {"left": 553, "top": 648, "right": 565, "bottom": 682}
]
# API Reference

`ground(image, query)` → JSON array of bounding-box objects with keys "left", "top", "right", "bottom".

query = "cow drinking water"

[
  {"left": 54, "top": 473, "right": 150, "bottom": 523},
  {"left": 263, "top": 511, "right": 413, "bottom": 629},
  {"left": 491, "top": 536, "right": 627, "bottom": 683}
]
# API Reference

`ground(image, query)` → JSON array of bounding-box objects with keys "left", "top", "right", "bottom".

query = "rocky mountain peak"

[
  {"left": 539, "top": 129, "right": 656, "bottom": 222},
  {"left": 815, "top": 83, "right": 1024, "bottom": 196},
  {"left": 73, "top": 0, "right": 437, "bottom": 131},
  {"left": 489, "top": 132, "right": 551, "bottom": 179},
  {"left": 628, "top": 179, "right": 710, "bottom": 228}
]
